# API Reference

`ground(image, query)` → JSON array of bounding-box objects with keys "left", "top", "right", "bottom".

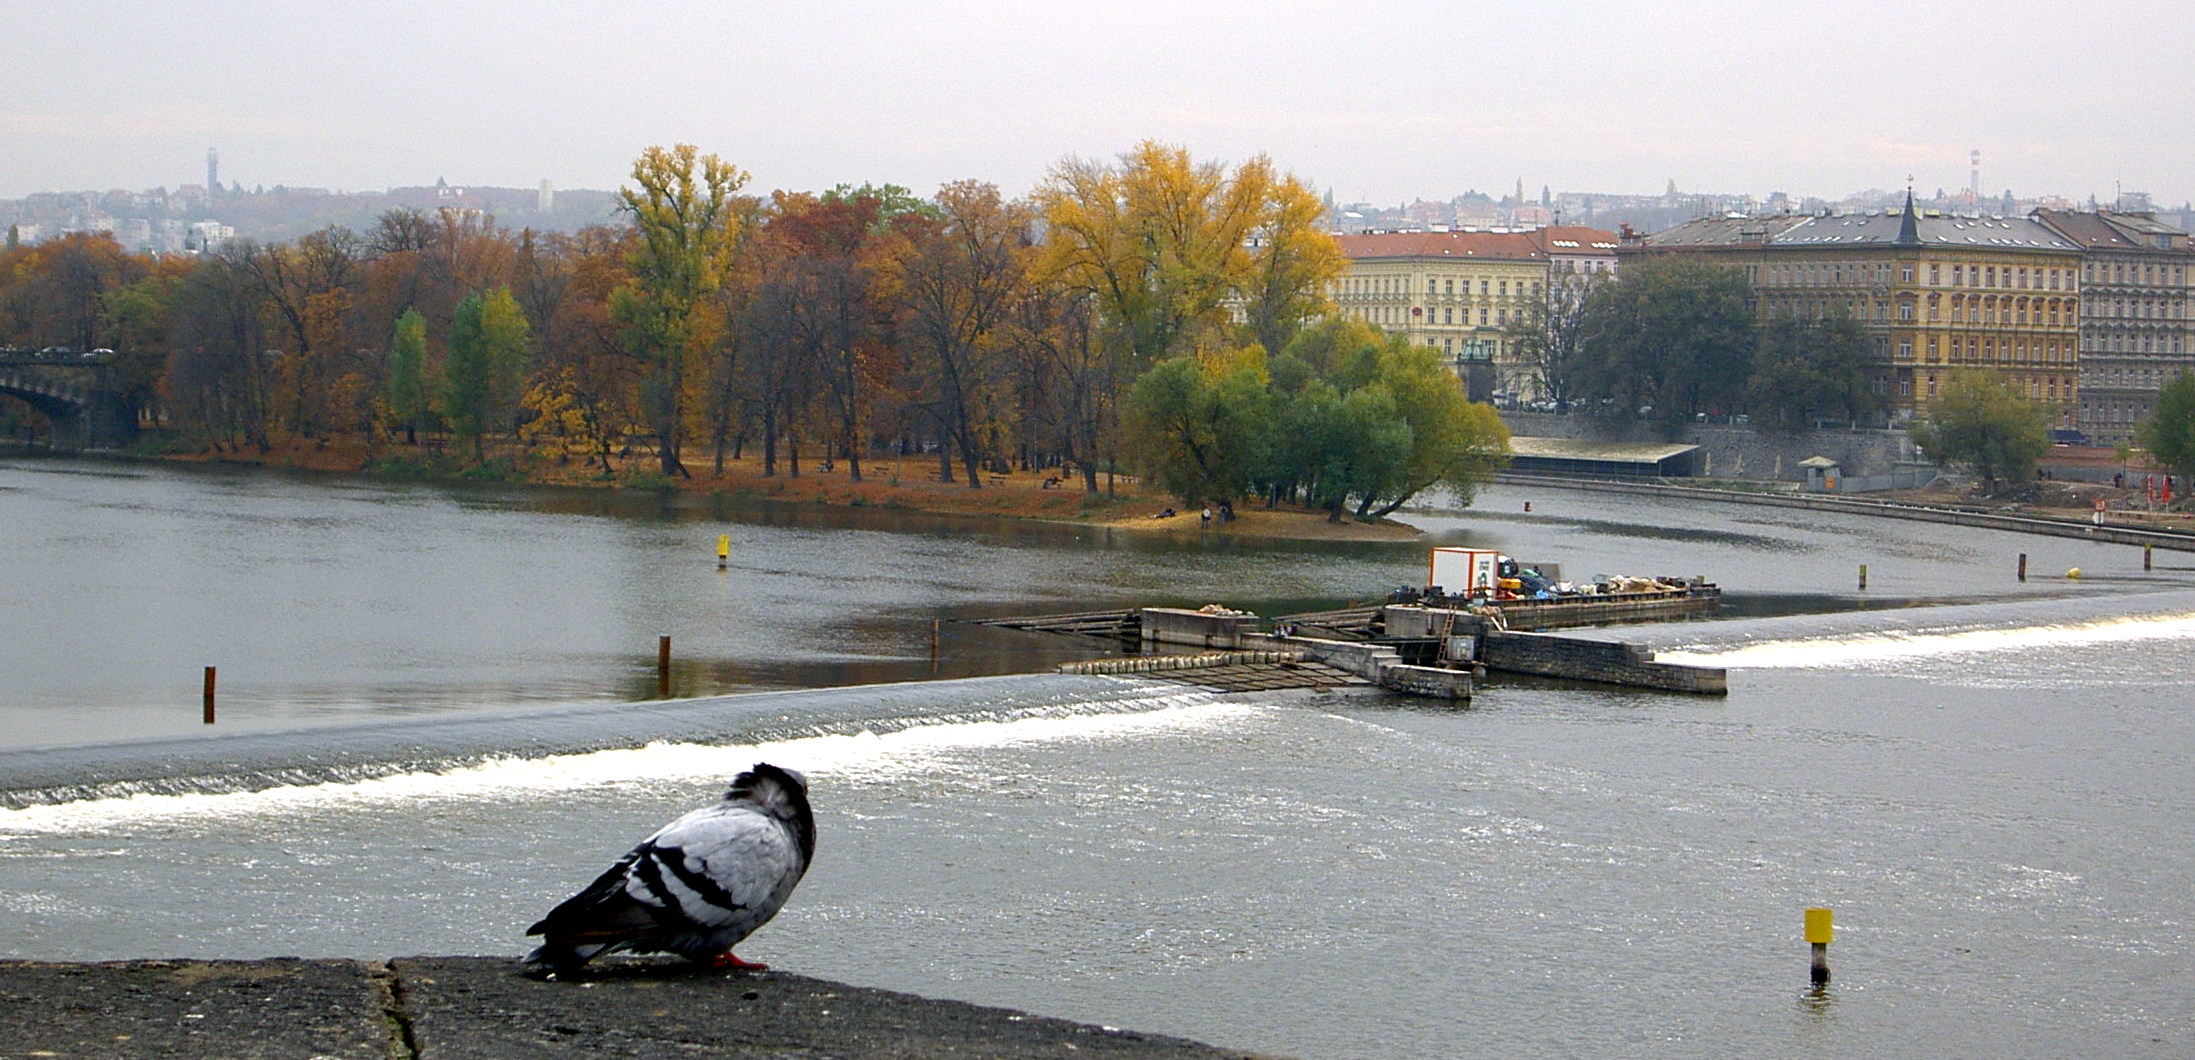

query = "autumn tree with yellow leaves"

[
  {"left": 1034, "top": 140, "right": 1342, "bottom": 365},
  {"left": 611, "top": 144, "right": 747, "bottom": 478}
]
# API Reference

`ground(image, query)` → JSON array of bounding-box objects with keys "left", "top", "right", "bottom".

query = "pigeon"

[{"left": 523, "top": 762, "right": 815, "bottom": 977}]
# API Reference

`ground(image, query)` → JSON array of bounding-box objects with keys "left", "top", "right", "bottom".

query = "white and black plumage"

[{"left": 523, "top": 762, "right": 815, "bottom": 977}]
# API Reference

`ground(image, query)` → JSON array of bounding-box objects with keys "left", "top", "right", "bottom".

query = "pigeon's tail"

[{"left": 521, "top": 940, "right": 614, "bottom": 978}]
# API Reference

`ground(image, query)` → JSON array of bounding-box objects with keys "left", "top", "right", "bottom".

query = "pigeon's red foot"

[{"left": 709, "top": 951, "right": 768, "bottom": 971}]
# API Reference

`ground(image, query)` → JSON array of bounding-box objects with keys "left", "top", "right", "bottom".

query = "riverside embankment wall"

[
  {"left": 1496, "top": 473, "right": 2195, "bottom": 553},
  {"left": 0, "top": 957, "right": 1271, "bottom": 1059},
  {"left": 1501, "top": 411, "right": 1928, "bottom": 485}
]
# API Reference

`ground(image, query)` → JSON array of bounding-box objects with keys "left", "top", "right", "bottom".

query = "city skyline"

[{"left": 5, "top": 0, "right": 2190, "bottom": 207}]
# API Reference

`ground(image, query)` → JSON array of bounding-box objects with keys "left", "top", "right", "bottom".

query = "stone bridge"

[{"left": 0, "top": 352, "right": 138, "bottom": 449}]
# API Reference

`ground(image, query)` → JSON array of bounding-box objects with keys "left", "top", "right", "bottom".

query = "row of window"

[
  {"left": 2084, "top": 260, "right": 2187, "bottom": 285},
  {"left": 1335, "top": 275, "right": 1543, "bottom": 298},
  {"left": 1926, "top": 262, "right": 2076, "bottom": 291},
  {"left": 1901, "top": 334, "right": 2074, "bottom": 366},
  {"left": 1766, "top": 294, "right": 2077, "bottom": 327},
  {"left": 1906, "top": 373, "right": 2075, "bottom": 402},
  {"left": 1763, "top": 261, "right": 2081, "bottom": 292},
  {"left": 1346, "top": 305, "right": 1514, "bottom": 327},
  {"left": 2090, "top": 333, "right": 2186, "bottom": 354},
  {"left": 1924, "top": 294, "right": 2075, "bottom": 326},
  {"left": 2087, "top": 298, "right": 2186, "bottom": 320},
  {"left": 2084, "top": 401, "right": 2148, "bottom": 426},
  {"left": 2092, "top": 366, "right": 2184, "bottom": 388}
]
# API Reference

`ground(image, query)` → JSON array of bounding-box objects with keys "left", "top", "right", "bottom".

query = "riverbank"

[
  {"left": 161, "top": 437, "right": 1422, "bottom": 543},
  {"left": 0, "top": 956, "right": 1276, "bottom": 1059},
  {"left": 1496, "top": 471, "right": 2195, "bottom": 552}
]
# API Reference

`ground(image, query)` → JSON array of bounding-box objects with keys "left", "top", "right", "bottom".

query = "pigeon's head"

[{"left": 726, "top": 762, "right": 811, "bottom": 822}]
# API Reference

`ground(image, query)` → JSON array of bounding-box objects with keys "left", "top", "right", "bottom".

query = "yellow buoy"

[
  {"left": 1804, "top": 907, "right": 1834, "bottom": 945},
  {"left": 2066, "top": 567, "right": 2081, "bottom": 580}
]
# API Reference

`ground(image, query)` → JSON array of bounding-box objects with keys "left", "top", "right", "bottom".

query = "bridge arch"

[{"left": 0, "top": 359, "right": 139, "bottom": 449}]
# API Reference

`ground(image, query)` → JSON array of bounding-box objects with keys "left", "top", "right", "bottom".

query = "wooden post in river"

[
  {"left": 657, "top": 635, "right": 671, "bottom": 698},
  {"left": 202, "top": 666, "right": 216, "bottom": 725}
]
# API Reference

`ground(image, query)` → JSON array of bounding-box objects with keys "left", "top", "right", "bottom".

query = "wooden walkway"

[
  {"left": 1147, "top": 659, "right": 1366, "bottom": 692},
  {"left": 1058, "top": 650, "right": 1368, "bottom": 692},
  {"left": 1270, "top": 605, "right": 1383, "bottom": 640}
]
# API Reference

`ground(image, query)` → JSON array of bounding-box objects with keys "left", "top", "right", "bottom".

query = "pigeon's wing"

[
  {"left": 524, "top": 846, "right": 661, "bottom": 943},
  {"left": 634, "top": 802, "right": 805, "bottom": 929}
]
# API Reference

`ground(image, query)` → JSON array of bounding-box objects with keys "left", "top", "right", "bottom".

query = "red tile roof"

[
  {"left": 1526, "top": 225, "right": 1621, "bottom": 254},
  {"left": 1337, "top": 230, "right": 1546, "bottom": 261}
]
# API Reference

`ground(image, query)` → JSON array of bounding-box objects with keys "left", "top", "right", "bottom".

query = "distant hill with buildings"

[{"left": 1, "top": 179, "right": 620, "bottom": 253}]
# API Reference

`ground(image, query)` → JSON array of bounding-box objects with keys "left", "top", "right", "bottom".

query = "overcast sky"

[{"left": 6, "top": 0, "right": 2189, "bottom": 207}]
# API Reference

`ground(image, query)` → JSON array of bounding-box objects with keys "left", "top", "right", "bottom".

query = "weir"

[{"left": 0, "top": 675, "right": 1216, "bottom": 810}]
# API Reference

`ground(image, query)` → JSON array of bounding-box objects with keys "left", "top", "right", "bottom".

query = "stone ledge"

[{"left": 0, "top": 957, "right": 1289, "bottom": 1059}]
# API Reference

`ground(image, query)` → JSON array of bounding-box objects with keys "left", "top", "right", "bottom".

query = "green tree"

[
  {"left": 1268, "top": 318, "right": 1510, "bottom": 517},
  {"left": 612, "top": 144, "right": 747, "bottom": 477},
  {"left": 443, "top": 288, "right": 530, "bottom": 461},
  {"left": 387, "top": 307, "right": 429, "bottom": 445},
  {"left": 1746, "top": 311, "right": 1882, "bottom": 428},
  {"left": 1121, "top": 348, "right": 1273, "bottom": 507},
  {"left": 2136, "top": 370, "right": 2195, "bottom": 483},
  {"left": 1351, "top": 340, "right": 1511, "bottom": 517},
  {"left": 1268, "top": 379, "right": 1415, "bottom": 521},
  {"left": 1574, "top": 256, "right": 1754, "bottom": 421},
  {"left": 97, "top": 269, "right": 184, "bottom": 419},
  {"left": 1910, "top": 370, "right": 2053, "bottom": 493}
]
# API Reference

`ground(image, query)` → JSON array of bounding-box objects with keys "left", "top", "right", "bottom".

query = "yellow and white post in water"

[
  {"left": 1805, "top": 907, "right": 1833, "bottom": 985},
  {"left": 716, "top": 534, "right": 730, "bottom": 570}
]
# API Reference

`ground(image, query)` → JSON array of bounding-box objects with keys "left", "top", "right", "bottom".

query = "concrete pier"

[
  {"left": 0, "top": 957, "right": 1282, "bottom": 1059},
  {"left": 1377, "top": 605, "right": 1727, "bottom": 694},
  {"left": 1139, "top": 607, "right": 1259, "bottom": 649},
  {"left": 1478, "top": 631, "right": 1728, "bottom": 694}
]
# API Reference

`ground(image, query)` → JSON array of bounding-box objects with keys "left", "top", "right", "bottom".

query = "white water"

[
  {"left": 1660, "top": 610, "right": 2195, "bottom": 670},
  {"left": 0, "top": 694, "right": 1245, "bottom": 837}
]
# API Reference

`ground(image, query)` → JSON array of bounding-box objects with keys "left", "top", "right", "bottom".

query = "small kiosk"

[{"left": 1428, "top": 547, "right": 1503, "bottom": 597}]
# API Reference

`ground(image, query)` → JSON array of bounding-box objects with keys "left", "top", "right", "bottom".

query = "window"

[
  {"left": 1899, "top": 340, "right": 1913, "bottom": 359},
  {"left": 1953, "top": 264, "right": 1964, "bottom": 285},
  {"left": 1444, "top": 308, "right": 1453, "bottom": 324},
  {"left": 1429, "top": 278, "right": 1438, "bottom": 294},
  {"left": 1930, "top": 264, "right": 1941, "bottom": 285},
  {"left": 1899, "top": 302, "right": 1914, "bottom": 321},
  {"left": 1444, "top": 279, "right": 1454, "bottom": 295},
  {"left": 1902, "top": 265, "right": 1915, "bottom": 283},
  {"left": 1498, "top": 280, "right": 1508, "bottom": 296},
  {"left": 1480, "top": 280, "right": 1489, "bottom": 295}
]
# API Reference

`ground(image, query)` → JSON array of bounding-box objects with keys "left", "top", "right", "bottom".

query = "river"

[{"left": 2, "top": 455, "right": 2191, "bottom": 1058}]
